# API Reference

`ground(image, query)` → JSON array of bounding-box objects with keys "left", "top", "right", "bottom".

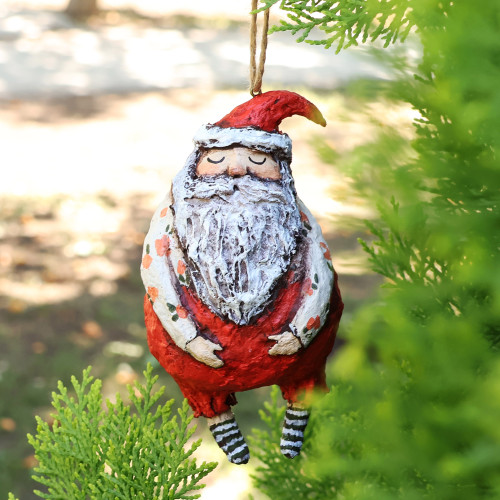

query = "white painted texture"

[
  {"left": 141, "top": 192, "right": 334, "bottom": 351},
  {"left": 141, "top": 190, "right": 198, "bottom": 351},
  {"left": 194, "top": 125, "right": 292, "bottom": 157}
]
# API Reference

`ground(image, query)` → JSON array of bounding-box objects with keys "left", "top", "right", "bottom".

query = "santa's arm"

[
  {"left": 141, "top": 190, "right": 223, "bottom": 367},
  {"left": 270, "top": 199, "right": 334, "bottom": 355}
]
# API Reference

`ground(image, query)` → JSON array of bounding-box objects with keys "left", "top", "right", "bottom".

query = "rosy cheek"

[
  {"left": 248, "top": 162, "right": 281, "bottom": 179},
  {"left": 196, "top": 160, "right": 227, "bottom": 176},
  {"left": 265, "top": 165, "right": 281, "bottom": 180}
]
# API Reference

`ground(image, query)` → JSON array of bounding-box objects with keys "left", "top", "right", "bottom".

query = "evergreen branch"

[
  {"left": 262, "top": 0, "right": 414, "bottom": 53},
  {"left": 27, "top": 364, "right": 217, "bottom": 499},
  {"left": 252, "top": 0, "right": 500, "bottom": 497}
]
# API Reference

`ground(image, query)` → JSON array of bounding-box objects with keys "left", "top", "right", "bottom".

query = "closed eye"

[
  {"left": 249, "top": 156, "right": 266, "bottom": 165},
  {"left": 207, "top": 156, "right": 225, "bottom": 164}
]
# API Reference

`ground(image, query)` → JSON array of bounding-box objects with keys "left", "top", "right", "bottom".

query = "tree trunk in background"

[{"left": 65, "top": 0, "right": 99, "bottom": 18}]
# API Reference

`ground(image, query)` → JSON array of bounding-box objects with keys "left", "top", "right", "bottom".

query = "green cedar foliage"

[
  {"left": 249, "top": 387, "right": 338, "bottom": 499},
  {"left": 257, "top": 0, "right": 415, "bottom": 52},
  {"left": 27, "top": 364, "right": 217, "bottom": 499},
  {"left": 251, "top": 0, "right": 500, "bottom": 499}
]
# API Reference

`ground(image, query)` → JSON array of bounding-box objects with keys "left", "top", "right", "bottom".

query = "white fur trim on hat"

[{"left": 193, "top": 124, "right": 292, "bottom": 156}]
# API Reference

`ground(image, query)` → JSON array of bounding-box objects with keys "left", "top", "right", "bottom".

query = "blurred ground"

[
  {"left": 0, "top": 1, "right": 414, "bottom": 498},
  {"left": 1, "top": 0, "right": 392, "bottom": 98}
]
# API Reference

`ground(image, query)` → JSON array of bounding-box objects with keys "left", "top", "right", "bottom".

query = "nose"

[{"left": 228, "top": 161, "right": 247, "bottom": 177}]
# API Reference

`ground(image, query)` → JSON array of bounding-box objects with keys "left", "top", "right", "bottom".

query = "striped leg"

[
  {"left": 207, "top": 410, "right": 250, "bottom": 464},
  {"left": 280, "top": 404, "right": 310, "bottom": 459}
]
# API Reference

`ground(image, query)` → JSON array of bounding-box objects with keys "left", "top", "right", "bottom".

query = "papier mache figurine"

[{"left": 141, "top": 90, "right": 343, "bottom": 464}]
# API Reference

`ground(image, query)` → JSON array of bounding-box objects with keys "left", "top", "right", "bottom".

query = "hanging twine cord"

[{"left": 250, "top": 0, "right": 270, "bottom": 96}]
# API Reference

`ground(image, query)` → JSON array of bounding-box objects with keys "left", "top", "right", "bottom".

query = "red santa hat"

[{"left": 193, "top": 90, "right": 326, "bottom": 158}]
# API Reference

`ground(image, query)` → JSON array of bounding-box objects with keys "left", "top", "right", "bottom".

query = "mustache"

[{"left": 184, "top": 174, "right": 288, "bottom": 204}]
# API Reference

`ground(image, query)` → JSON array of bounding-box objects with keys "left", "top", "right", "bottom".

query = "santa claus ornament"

[{"left": 141, "top": 90, "right": 343, "bottom": 464}]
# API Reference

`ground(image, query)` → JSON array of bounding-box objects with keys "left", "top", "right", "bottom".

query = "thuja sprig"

[
  {"left": 248, "top": 386, "right": 334, "bottom": 500},
  {"left": 257, "top": 0, "right": 415, "bottom": 53},
  {"left": 27, "top": 364, "right": 217, "bottom": 500}
]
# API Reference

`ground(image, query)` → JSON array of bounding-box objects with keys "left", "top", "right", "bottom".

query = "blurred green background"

[{"left": 5, "top": 1, "right": 498, "bottom": 499}]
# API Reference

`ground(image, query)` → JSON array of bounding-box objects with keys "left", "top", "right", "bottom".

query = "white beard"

[{"left": 173, "top": 172, "right": 302, "bottom": 325}]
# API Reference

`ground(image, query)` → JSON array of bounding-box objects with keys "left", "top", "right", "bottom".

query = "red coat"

[{"left": 144, "top": 273, "right": 343, "bottom": 418}]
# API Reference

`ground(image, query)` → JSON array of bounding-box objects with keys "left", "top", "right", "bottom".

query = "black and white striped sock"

[
  {"left": 280, "top": 406, "right": 310, "bottom": 459},
  {"left": 209, "top": 417, "right": 250, "bottom": 464}
]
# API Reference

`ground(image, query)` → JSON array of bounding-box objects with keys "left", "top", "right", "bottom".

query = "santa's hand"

[
  {"left": 268, "top": 332, "right": 301, "bottom": 356},
  {"left": 186, "top": 336, "right": 224, "bottom": 368}
]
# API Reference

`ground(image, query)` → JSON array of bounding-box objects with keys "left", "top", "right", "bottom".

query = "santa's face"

[
  {"left": 197, "top": 147, "right": 281, "bottom": 180},
  {"left": 173, "top": 146, "right": 302, "bottom": 325}
]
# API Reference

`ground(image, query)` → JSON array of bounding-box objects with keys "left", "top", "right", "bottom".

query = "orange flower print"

[
  {"left": 319, "top": 242, "right": 331, "bottom": 260},
  {"left": 155, "top": 235, "right": 171, "bottom": 257},
  {"left": 307, "top": 315, "right": 321, "bottom": 330},
  {"left": 303, "top": 277, "right": 314, "bottom": 296},
  {"left": 142, "top": 254, "right": 153, "bottom": 269},
  {"left": 177, "top": 260, "right": 187, "bottom": 275},
  {"left": 160, "top": 207, "right": 168, "bottom": 217},
  {"left": 176, "top": 305, "right": 188, "bottom": 319},
  {"left": 299, "top": 211, "right": 309, "bottom": 223},
  {"left": 147, "top": 286, "right": 159, "bottom": 303}
]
